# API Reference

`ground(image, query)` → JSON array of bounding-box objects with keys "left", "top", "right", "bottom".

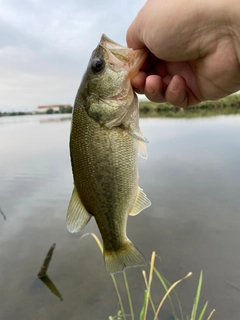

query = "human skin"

[{"left": 126, "top": 0, "right": 240, "bottom": 107}]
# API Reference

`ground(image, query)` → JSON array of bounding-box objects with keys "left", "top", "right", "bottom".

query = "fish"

[{"left": 66, "top": 34, "right": 151, "bottom": 274}]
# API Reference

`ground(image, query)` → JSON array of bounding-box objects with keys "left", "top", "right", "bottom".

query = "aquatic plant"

[{"left": 81, "top": 233, "right": 215, "bottom": 320}]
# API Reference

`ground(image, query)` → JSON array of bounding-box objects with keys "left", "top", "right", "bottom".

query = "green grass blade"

[
  {"left": 198, "top": 301, "right": 208, "bottom": 320},
  {"left": 143, "top": 252, "right": 156, "bottom": 320},
  {"left": 154, "top": 272, "right": 192, "bottom": 320},
  {"left": 191, "top": 271, "right": 203, "bottom": 320},
  {"left": 116, "top": 310, "right": 124, "bottom": 320},
  {"left": 123, "top": 271, "right": 134, "bottom": 320},
  {"left": 111, "top": 276, "right": 126, "bottom": 320},
  {"left": 82, "top": 233, "right": 126, "bottom": 320},
  {"left": 153, "top": 267, "right": 178, "bottom": 319},
  {"left": 142, "top": 270, "right": 156, "bottom": 316},
  {"left": 161, "top": 275, "right": 183, "bottom": 320},
  {"left": 139, "top": 289, "right": 148, "bottom": 320}
]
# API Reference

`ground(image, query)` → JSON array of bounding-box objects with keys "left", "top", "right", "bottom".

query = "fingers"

[
  {"left": 132, "top": 74, "right": 200, "bottom": 107},
  {"left": 131, "top": 71, "right": 147, "bottom": 94},
  {"left": 165, "top": 75, "right": 188, "bottom": 107},
  {"left": 165, "top": 75, "right": 202, "bottom": 106},
  {"left": 140, "top": 74, "right": 188, "bottom": 106},
  {"left": 144, "top": 75, "right": 165, "bottom": 102}
]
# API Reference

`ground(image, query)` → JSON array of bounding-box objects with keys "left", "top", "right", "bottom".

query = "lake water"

[{"left": 0, "top": 114, "right": 240, "bottom": 320}]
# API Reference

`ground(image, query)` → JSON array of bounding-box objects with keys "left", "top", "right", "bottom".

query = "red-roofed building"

[{"left": 37, "top": 105, "right": 71, "bottom": 113}]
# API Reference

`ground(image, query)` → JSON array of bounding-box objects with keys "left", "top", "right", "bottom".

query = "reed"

[{"left": 82, "top": 233, "right": 215, "bottom": 320}]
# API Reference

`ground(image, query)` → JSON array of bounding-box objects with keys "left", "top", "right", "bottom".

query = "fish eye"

[{"left": 91, "top": 58, "right": 105, "bottom": 73}]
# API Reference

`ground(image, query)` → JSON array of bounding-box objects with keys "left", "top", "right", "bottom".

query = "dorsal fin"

[
  {"left": 129, "top": 187, "right": 151, "bottom": 216},
  {"left": 66, "top": 186, "right": 92, "bottom": 233}
]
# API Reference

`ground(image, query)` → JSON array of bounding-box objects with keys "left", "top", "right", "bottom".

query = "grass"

[
  {"left": 139, "top": 93, "right": 240, "bottom": 118},
  {"left": 81, "top": 233, "right": 215, "bottom": 320}
]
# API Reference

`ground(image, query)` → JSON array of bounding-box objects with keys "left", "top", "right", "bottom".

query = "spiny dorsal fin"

[
  {"left": 138, "top": 140, "right": 148, "bottom": 159},
  {"left": 129, "top": 187, "right": 151, "bottom": 216},
  {"left": 66, "top": 186, "right": 92, "bottom": 233}
]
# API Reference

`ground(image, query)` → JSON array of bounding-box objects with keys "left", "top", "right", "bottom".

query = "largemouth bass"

[{"left": 67, "top": 34, "right": 151, "bottom": 274}]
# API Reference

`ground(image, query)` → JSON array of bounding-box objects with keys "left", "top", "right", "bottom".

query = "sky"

[{"left": 0, "top": 0, "right": 146, "bottom": 111}]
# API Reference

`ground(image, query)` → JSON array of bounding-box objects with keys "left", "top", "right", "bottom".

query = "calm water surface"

[{"left": 0, "top": 114, "right": 240, "bottom": 319}]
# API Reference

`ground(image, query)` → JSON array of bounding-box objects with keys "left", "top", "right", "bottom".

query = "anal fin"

[
  {"left": 66, "top": 186, "right": 92, "bottom": 233},
  {"left": 129, "top": 187, "right": 151, "bottom": 216}
]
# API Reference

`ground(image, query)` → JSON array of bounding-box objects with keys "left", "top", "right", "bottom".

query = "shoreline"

[{"left": 1, "top": 94, "right": 240, "bottom": 118}]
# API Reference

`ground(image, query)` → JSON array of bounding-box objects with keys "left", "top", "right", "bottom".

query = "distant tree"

[
  {"left": 59, "top": 105, "right": 73, "bottom": 114},
  {"left": 46, "top": 108, "right": 54, "bottom": 114},
  {"left": 65, "top": 106, "right": 73, "bottom": 113},
  {"left": 59, "top": 106, "right": 66, "bottom": 113},
  {"left": 141, "top": 105, "right": 150, "bottom": 113}
]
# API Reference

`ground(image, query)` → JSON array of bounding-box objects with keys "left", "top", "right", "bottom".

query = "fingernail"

[
  {"left": 170, "top": 81, "right": 179, "bottom": 93},
  {"left": 146, "top": 86, "right": 155, "bottom": 95}
]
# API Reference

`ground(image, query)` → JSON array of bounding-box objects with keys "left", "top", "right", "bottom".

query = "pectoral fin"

[
  {"left": 66, "top": 186, "right": 92, "bottom": 233},
  {"left": 120, "top": 124, "right": 149, "bottom": 143},
  {"left": 129, "top": 187, "right": 151, "bottom": 216},
  {"left": 128, "top": 130, "right": 148, "bottom": 142},
  {"left": 138, "top": 140, "right": 148, "bottom": 159}
]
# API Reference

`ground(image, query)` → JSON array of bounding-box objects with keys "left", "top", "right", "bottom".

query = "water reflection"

[
  {"left": 39, "top": 275, "right": 63, "bottom": 301},
  {"left": 0, "top": 115, "right": 240, "bottom": 319},
  {"left": 37, "top": 242, "right": 63, "bottom": 301},
  {"left": 39, "top": 116, "right": 71, "bottom": 124},
  {"left": 0, "top": 207, "right": 6, "bottom": 220}
]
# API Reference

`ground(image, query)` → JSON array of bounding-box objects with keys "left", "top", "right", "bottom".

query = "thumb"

[{"left": 126, "top": 3, "right": 150, "bottom": 49}]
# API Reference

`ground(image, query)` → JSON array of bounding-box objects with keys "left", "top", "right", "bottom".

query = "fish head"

[{"left": 79, "top": 34, "right": 147, "bottom": 128}]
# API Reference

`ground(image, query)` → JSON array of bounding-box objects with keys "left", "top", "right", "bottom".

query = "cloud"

[{"left": 0, "top": 0, "right": 146, "bottom": 111}]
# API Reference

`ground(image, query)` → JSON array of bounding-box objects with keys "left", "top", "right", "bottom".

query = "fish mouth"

[
  {"left": 100, "top": 34, "right": 147, "bottom": 79},
  {"left": 100, "top": 34, "right": 126, "bottom": 50}
]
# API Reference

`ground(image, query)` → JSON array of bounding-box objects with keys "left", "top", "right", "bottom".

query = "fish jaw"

[
  {"left": 100, "top": 34, "right": 148, "bottom": 79},
  {"left": 78, "top": 34, "right": 147, "bottom": 130}
]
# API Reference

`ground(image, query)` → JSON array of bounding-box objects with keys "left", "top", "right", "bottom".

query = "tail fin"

[{"left": 104, "top": 239, "right": 146, "bottom": 274}]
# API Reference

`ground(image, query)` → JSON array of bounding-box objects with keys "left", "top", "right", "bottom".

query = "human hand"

[{"left": 127, "top": 0, "right": 240, "bottom": 107}]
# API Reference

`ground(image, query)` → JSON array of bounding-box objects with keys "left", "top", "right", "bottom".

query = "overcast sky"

[{"left": 0, "top": 0, "right": 146, "bottom": 111}]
